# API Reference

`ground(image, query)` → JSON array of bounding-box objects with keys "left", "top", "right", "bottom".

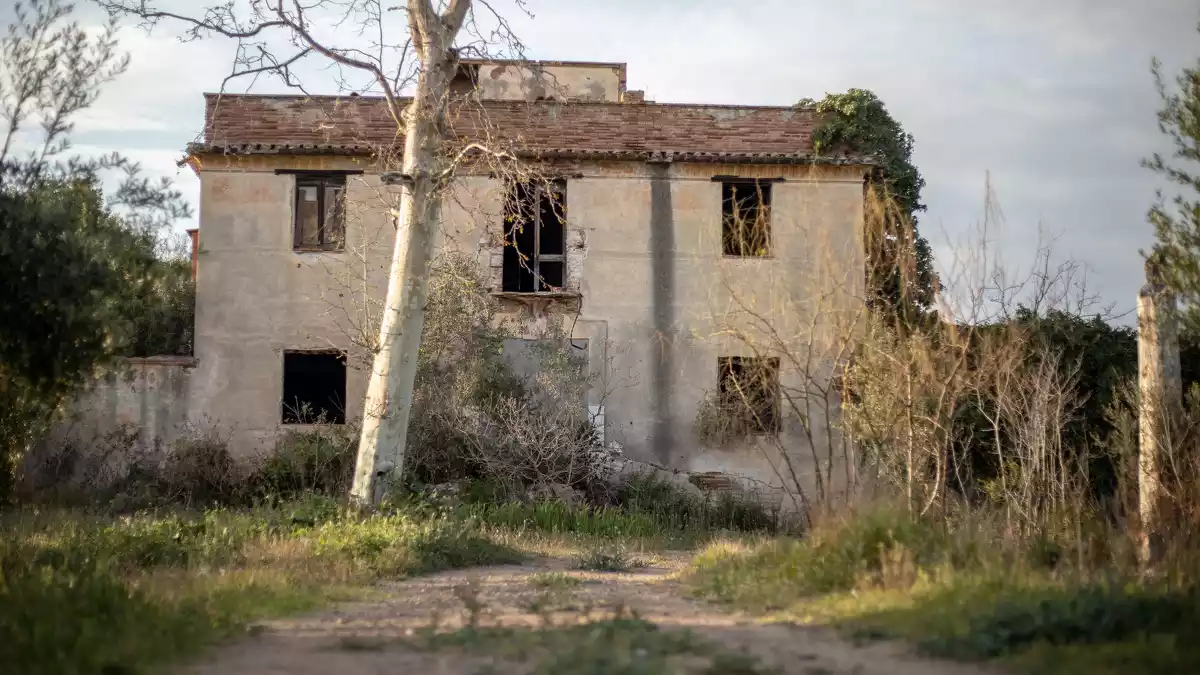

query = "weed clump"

[
  {"left": 576, "top": 547, "right": 648, "bottom": 572},
  {"left": 529, "top": 572, "right": 582, "bottom": 590}
]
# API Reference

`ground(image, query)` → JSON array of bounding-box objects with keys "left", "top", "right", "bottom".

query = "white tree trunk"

[{"left": 350, "top": 0, "right": 470, "bottom": 507}]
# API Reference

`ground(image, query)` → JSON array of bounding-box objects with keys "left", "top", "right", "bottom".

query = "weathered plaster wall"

[
  {"left": 466, "top": 62, "right": 624, "bottom": 102},
  {"left": 562, "top": 161, "right": 865, "bottom": 500},
  {"left": 191, "top": 156, "right": 397, "bottom": 454},
  {"left": 39, "top": 357, "right": 196, "bottom": 454},
  {"left": 190, "top": 154, "right": 864, "bottom": 498}
]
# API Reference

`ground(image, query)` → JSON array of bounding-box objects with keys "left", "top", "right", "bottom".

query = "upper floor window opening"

[
  {"left": 293, "top": 173, "right": 347, "bottom": 251},
  {"left": 717, "top": 355, "right": 780, "bottom": 435},
  {"left": 721, "top": 179, "right": 772, "bottom": 257},
  {"left": 502, "top": 179, "right": 566, "bottom": 292}
]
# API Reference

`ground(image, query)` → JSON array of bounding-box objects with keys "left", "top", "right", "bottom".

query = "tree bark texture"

[{"left": 350, "top": 0, "right": 471, "bottom": 507}]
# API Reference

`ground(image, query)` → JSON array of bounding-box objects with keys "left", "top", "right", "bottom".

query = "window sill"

[
  {"left": 490, "top": 291, "right": 582, "bottom": 300},
  {"left": 293, "top": 247, "right": 345, "bottom": 254}
]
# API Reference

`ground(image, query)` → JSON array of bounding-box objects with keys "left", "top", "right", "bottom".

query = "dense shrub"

[
  {"left": 251, "top": 426, "right": 356, "bottom": 499},
  {"left": 921, "top": 584, "right": 1200, "bottom": 660},
  {"left": 406, "top": 254, "right": 614, "bottom": 495},
  {"left": 615, "top": 472, "right": 784, "bottom": 534}
]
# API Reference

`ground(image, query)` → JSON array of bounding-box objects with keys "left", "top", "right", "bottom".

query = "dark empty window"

[
  {"left": 282, "top": 351, "right": 346, "bottom": 424},
  {"left": 503, "top": 180, "right": 566, "bottom": 292},
  {"left": 721, "top": 180, "right": 772, "bottom": 257},
  {"left": 294, "top": 173, "right": 346, "bottom": 251},
  {"left": 717, "top": 356, "right": 780, "bottom": 434}
]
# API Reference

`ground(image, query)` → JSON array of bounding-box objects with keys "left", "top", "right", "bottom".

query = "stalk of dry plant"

[{"left": 697, "top": 171, "right": 1129, "bottom": 546}]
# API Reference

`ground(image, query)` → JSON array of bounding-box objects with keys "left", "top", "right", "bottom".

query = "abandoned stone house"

[{"left": 64, "top": 60, "right": 870, "bottom": 498}]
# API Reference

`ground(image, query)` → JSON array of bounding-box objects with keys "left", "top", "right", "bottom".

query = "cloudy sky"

[{"left": 48, "top": 0, "right": 1200, "bottom": 322}]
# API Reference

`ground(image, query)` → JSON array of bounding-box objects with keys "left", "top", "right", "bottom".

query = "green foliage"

[
  {"left": 462, "top": 500, "right": 664, "bottom": 538},
  {"left": 919, "top": 584, "right": 1200, "bottom": 660},
  {"left": 311, "top": 512, "right": 521, "bottom": 576},
  {"left": 615, "top": 472, "right": 783, "bottom": 534},
  {"left": 0, "top": 181, "right": 158, "bottom": 397},
  {"left": 529, "top": 571, "right": 582, "bottom": 589},
  {"left": 126, "top": 257, "right": 194, "bottom": 357},
  {"left": 687, "top": 508, "right": 956, "bottom": 610},
  {"left": 685, "top": 505, "right": 1200, "bottom": 674},
  {"left": 1145, "top": 30, "right": 1200, "bottom": 327},
  {"left": 453, "top": 473, "right": 785, "bottom": 544},
  {"left": 252, "top": 426, "right": 357, "bottom": 499},
  {"left": 0, "top": 180, "right": 165, "bottom": 502},
  {"left": 799, "top": 89, "right": 936, "bottom": 322},
  {"left": 0, "top": 2, "right": 193, "bottom": 503},
  {"left": 0, "top": 502, "right": 524, "bottom": 673},
  {"left": 0, "top": 557, "right": 264, "bottom": 675},
  {"left": 953, "top": 308, "right": 1139, "bottom": 499}
]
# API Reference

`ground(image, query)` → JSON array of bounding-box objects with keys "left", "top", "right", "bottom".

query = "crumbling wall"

[
  {"left": 459, "top": 61, "right": 625, "bottom": 102},
  {"left": 37, "top": 356, "right": 195, "bottom": 455}
]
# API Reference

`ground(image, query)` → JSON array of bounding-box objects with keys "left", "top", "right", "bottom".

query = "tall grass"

[
  {"left": 685, "top": 504, "right": 1200, "bottom": 675},
  {"left": 452, "top": 473, "right": 789, "bottom": 549},
  {"left": 0, "top": 499, "right": 520, "bottom": 674}
]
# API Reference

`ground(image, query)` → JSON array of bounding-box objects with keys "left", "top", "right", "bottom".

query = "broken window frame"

[
  {"left": 502, "top": 179, "right": 567, "bottom": 293},
  {"left": 281, "top": 349, "right": 348, "bottom": 425},
  {"left": 716, "top": 356, "right": 781, "bottom": 435},
  {"left": 291, "top": 172, "right": 348, "bottom": 252},
  {"left": 719, "top": 178, "right": 773, "bottom": 258}
]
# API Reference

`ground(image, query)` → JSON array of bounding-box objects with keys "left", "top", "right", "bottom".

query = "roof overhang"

[{"left": 182, "top": 142, "right": 877, "bottom": 169}]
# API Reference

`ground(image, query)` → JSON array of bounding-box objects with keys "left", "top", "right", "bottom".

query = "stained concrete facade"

[
  {"left": 37, "top": 357, "right": 196, "bottom": 456},
  {"left": 451, "top": 59, "right": 627, "bottom": 102},
  {"left": 182, "top": 60, "right": 869, "bottom": 499}
]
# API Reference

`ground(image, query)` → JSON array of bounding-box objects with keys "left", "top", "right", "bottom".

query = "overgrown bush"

[
  {"left": 920, "top": 583, "right": 1200, "bottom": 660},
  {"left": 406, "top": 254, "right": 614, "bottom": 495},
  {"left": 687, "top": 506, "right": 963, "bottom": 610},
  {"left": 251, "top": 426, "right": 356, "bottom": 499},
  {"left": 17, "top": 424, "right": 143, "bottom": 505},
  {"left": 615, "top": 472, "right": 783, "bottom": 534},
  {"left": 153, "top": 428, "right": 241, "bottom": 507},
  {"left": 126, "top": 257, "right": 195, "bottom": 357}
]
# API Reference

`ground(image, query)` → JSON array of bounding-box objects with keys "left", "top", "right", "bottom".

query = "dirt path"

[{"left": 181, "top": 554, "right": 999, "bottom": 675}]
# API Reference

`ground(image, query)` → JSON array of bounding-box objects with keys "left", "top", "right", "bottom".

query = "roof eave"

[{"left": 183, "top": 143, "right": 876, "bottom": 167}]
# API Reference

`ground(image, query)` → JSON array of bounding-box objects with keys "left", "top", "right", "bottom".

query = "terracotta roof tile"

[{"left": 194, "top": 94, "right": 873, "bottom": 165}]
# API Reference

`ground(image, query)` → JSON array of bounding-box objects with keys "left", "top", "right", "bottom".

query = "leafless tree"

[{"left": 97, "top": 0, "right": 532, "bottom": 506}]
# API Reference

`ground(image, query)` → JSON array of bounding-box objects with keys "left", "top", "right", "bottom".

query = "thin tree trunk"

[{"left": 350, "top": 0, "right": 470, "bottom": 508}]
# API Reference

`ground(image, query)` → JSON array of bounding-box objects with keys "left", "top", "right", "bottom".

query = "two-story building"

[{"left": 180, "top": 59, "right": 869, "bottom": 499}]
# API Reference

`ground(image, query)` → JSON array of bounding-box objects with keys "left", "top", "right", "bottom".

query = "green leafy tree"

[
  {"left": 0, "top": 0, "right": 192, "bottom": 502},
  {"left": 1145, "top": 32, "right": 1200, "bottom": 325},
  {"left": 799, "top": 89, "right": 937, "bottom": 324}
]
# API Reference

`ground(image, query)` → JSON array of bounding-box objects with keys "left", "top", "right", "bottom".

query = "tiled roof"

[{"left": 193, "top": 94, "right": 874, "bottom": 165}]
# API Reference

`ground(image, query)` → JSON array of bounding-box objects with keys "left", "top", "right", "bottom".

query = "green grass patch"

[
  {"left": 417, "top": 613, "right": 778, "bottom": 674},
  {"left": 0, "top": 498, "right": 521, "bottom": 674},
  {"left": 530, "top": 571, "right": 583, "bottom": 589},
  {"left": 684, "top": 507, "right": 1200, "bottom": 675}
]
